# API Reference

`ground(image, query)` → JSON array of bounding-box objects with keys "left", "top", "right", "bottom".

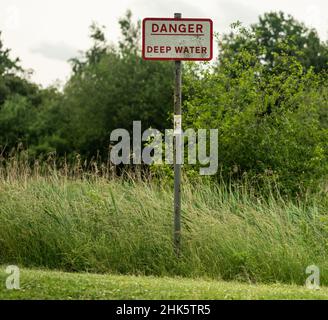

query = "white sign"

[{"left": 142, "top": 18, "right": 213, "bottom": 61}]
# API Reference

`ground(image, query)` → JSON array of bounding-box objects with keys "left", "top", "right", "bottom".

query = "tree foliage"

[
  {"left": 184, "top": 27, "right": 328, "bottom": 193},
  {"left": 221, "top": 12, "right": 328, "bottom": 73},
  {"left": 0, "top": 10, "right": 328, "bottom": 193},
  {"left": 56, "top": 11, "right": 173, "bottom": 157}
]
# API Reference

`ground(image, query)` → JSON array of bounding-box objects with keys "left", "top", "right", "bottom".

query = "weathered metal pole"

[{"left": 174, "top": 12, "right": 182, "bottom": 256}]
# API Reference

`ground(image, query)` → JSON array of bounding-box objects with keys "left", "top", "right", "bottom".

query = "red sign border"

[{"left": 142, "top": 17, "right": 213, "bottom": 61}]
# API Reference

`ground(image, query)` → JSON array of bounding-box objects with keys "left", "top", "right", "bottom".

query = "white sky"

[{"left": 0, "top": 0, "right": 327, "bottom": 87}]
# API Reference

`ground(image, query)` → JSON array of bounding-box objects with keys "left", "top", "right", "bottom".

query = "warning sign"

[{"left": 142, "top": 18, "right": 213, "bottom": 61}]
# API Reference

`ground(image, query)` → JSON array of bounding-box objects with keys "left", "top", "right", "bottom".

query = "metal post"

[{"left": 174, "top": 12, "right": 182, "bottom": 256}]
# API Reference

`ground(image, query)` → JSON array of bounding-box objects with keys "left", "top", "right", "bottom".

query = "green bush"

[{"left": 183, "top": 43, "right": 328, "bottom": 193}]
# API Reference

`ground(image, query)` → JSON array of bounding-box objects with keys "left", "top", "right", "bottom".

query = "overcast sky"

[{"left": 0, "top": 0, "right": 327, "bottom": 87}]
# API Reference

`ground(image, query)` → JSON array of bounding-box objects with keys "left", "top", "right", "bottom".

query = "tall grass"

[{"left": 0, "top": 155, "right": 328, "bottom": 285}]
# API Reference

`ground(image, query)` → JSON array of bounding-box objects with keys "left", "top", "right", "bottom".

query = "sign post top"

[{"left": 142, "top": 17, "right": 213, "bottom": 61}]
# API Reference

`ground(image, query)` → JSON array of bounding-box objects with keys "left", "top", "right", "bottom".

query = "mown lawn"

[{"left": 0, "top": 268, "right": 327, "bottom": 300}]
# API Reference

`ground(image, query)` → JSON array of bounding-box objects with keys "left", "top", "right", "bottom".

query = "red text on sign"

[
  {"left": 147, "top": 46, "right": 207, "bottom": 55},
  {"left": 151, "top": 23, "right": 204, "bottom": 34}
]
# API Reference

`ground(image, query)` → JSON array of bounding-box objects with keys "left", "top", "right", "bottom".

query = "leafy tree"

[
  {"left": 0, "top": 31, "right": 41, "bottom": 108},
  {"left": 118, "top": 9, "right": 141, "bottom": 56},
  {"left": 221, "top": 12, "right": 328, "bottom": 73},
  {"left": 70, "top": 23, "right": 108, "bottom": 74},
  {"left": 57, "top": 11, "right": 173, "bottom": 158},
  {"left": 0, "top": 31, "right": 20, "bottom": 76},
  {"left": 0, "top": 32, "right": 21, "bottom": 106},
  {"left": 184, "top": 35, "right": 328, "bottom": 193},
  {"left": 0, "top": 32, "right": 62, "bottom": 154}
]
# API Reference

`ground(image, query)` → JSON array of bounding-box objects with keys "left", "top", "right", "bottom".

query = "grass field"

[
  {"left": 0, "top": 172, "right": 328, "bottom": 287},
  {"left": 0, "top": 268, "right": 327, "bottom": 300}
]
